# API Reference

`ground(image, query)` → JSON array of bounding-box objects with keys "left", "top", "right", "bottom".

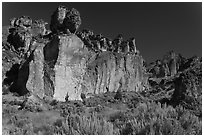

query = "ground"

[{"left": 2, "top": 89, "right": 202, "bottom": 135}]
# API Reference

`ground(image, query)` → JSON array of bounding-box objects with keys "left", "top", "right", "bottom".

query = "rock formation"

[
  {"left": 31, "top": 19, "right": 48, "bottom": 37},
  {"left": 50, "top": 5, "right": 68, "bottom": 34},
  {"left": 2, "top": 5, "right": 201, "bottom": 115},
  {"left": 129, "top": 37, "right": 137, "bottom": 53},
  {"left": 7, "top": 15, "right": 49, "bottom": 58},
  {"left": 4, "top": 5, "right": 148, "bottom": 102},
  {"left": 146, "top": 51, "right": 187, "bottom": 78},
  {"left": 83, "top": 52, "right": 146, "bottom": 95},
  {"left": 2, "top": 6, "right": 202, "bottom": 135},
  {"left": 44, "top": 34, "right": 88, "bottom": 101},
  {"left": 50, "top": 6, "right": 81, "bottom": 34},
  {"left": 10, "top": 16, "right": 32, "bottom": 29},
  {"left": 63, "top": 8, "right": 82, "bottom": 33},
  {"left": 15, "top": 33, "right": 147, "bottom": 101},
  {"left": 146, "top": 55, "right": 201, "bottom": 116}
]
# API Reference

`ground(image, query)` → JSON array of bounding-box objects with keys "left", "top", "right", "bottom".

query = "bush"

[
  {"left": 58, "top": 113, "right": 119, "bottom": 135},
  {"left": 120, "top": 102, "right": 202, "bottom": 135}
]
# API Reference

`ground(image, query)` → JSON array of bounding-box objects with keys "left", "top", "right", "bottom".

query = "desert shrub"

[
  {"left": 85, "top": 92, "right": 116, "bottom": 107},
  {"left": 94, "top": 104, "right": 105, "bottom": 112},
  {"left": 6, "top": 115, "right": 35, "bottom": 135},
  {"left": 58, "top": 102, "right": 86, "bottom": 117},
  {"left": 108, "top": 111, "right": 130, "bottom": 131},
  {"left": 32, "top": 124, "right": 56, "bottom": 135},
  {"left": 120, "top": 102, "right": 202, "bottom": 135},
  {"left": 2, "top": 104, "right": 19, "bottom": 116},
  {"left": 121, "top": 91, "right": 148, "bottom": 108},
  {"left": 180, "top": 91, "right": 202, "bottom": 117},
  {"left": 179, "top": 111, "right": 202, "bottom": 135},
  {"left": 114, "top": 90, "right": 123, "bottom": 100},
  {"left": 56, "top": 113, "right": 119, "bottom": 135}
]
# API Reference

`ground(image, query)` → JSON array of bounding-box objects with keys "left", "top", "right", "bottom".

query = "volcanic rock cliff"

[
  {"left": 3, "top": 6, "right": 148, "bottom": 101},
  {"left": 3, "top": 5, "right": 201, "bottom": 105}
]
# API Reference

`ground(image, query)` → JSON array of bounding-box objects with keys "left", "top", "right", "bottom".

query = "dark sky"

[{"left": 2, "top": 2, "right": 202, "bottom": 63}]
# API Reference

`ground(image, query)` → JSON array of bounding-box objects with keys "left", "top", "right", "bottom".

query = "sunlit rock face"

[
  {"left": 83, "top": 52, "right": 146, "bottom": 96},
  {"left": 11, "top": 5, "right": 148, "bottom": 101},
  {"left": 16, "top": 34, "right": 87, "bottom": 101},
  {"left": 44, "top": 34, "right": 88, "bottom": 101},
  {"left": 26, "top": 42, "right": 45, "bottom": 97},
  {"left": 16, "top": 34, "right": 147, "bottom": 101},
  {"left": 44, "top": 35, "right": 147, "bottom": 101}
]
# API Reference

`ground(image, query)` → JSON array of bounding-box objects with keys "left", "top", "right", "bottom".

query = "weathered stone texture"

[
  {"left": 50, "top": 35, "right": 87, "bottom": 101},
  {"left": 50, "top": 6, "right": 81, "bottom": 34},
  {"left": 16, "top": 42, "right": 45, "bottom": 96},
  {"left": 26, "top": 43, "right": 45, "bottom": 97},
  {"left": 12, "top": 6, "right": 147, "bottom": 101},
  {"left": 83, "top": 52, "right": 146, "bottom": 96},
  {"left": 16, "top": 34, "right": 147, "bottom": 101},
  {"left": 147, "top": 51, "right": 187, "bottom": 78}
]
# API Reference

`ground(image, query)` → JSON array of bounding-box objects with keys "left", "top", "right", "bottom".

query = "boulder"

[
  {"left": 7, "top": 27, "right": 28, "bottom": 51},
  {"left": 50, "top": 5, "right": 68, "bottom": 33},
  {"left": 10, "top": 16, "right": 32, "bottom": 28},
  {"left": 30, "top": 19, "right": 48, "bottom": 37},
  {"left": 63, "top": 8, "right": 82, "bottom": 33},
  {"left": 7, "top": 16, "right": 47, "bottom": 56},
  {"left": 50, "top": 6, "right": 81, "bottom": 34}
]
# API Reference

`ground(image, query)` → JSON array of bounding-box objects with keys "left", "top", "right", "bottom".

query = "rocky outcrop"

[
  {"left": 144, "top": 55, "right": 202, "bottom": 116},
  {"left": 77, "top": 30, "right": 139, "bottom": 54},
  {"left": 15, "top": 33, "right": 147, "bottom": 101},
  {"left": 147, "top": 51, "right": 186, "bottom": 78},
  {"left": 63, "top": 8, "right": 81, "bottom": 33},
  {"left": 16, "top": 34, "right": 87, "bottom": 101},
  {"left": 30, "top": 19, "right": 48, "bottom": 37},
  {"left": 83, "top": 52, "right": 147, "bottom": 96},
  {"left": 7, "top": 15, "right": 49, "bottom": 58},
  {"left": 44, "top": 34, "right": 88, "bottom": 101},
  {"left": 50, "top": 6, "right": 81, "bottom": 34},
  {"left": 10, "top": 16, "right": 32, "bottom": 28},
  {"left": 5, "top": 5, "right": 148, "bottom": 102}
]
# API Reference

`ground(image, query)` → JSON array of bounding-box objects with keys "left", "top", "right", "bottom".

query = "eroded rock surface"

[
  {"left": 4, "top": 5, "right": 147, "bottom": 101},
  {"left": 50, "top": 6, "right": 81, "bottom": 34},
  {"left": 44, "top": 34, "right": 88, "bottom": 101},
  {"left": 2, "top": 5, "right": 159, "bottom": 102},
  {"left": 147, "top": 51, "right": 187, "bottom": 78},
  {"left": 15, "top": 32, "right": 147, "bottom": 101},
  {"left": 83, "top": 52, "right": 147, "bottom": 96}
]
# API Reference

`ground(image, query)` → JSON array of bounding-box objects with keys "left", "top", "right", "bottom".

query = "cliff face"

[
  {"left": 44, "top": 34, "right": 88, "bottom": 101},
  {"left": 83, "top": 52, "right": 146, "bottom": 95},
  {"left": 3, "top": 5, "right": 148, "bottom": 101},
  {"left": 15, "top": 34, "right": 147, "bottom": 101},
  {"left": 2, "top": 5, "right": 201, "bottom": 110}
]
